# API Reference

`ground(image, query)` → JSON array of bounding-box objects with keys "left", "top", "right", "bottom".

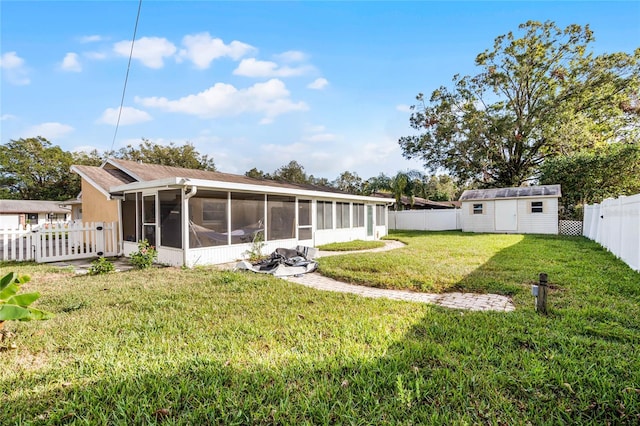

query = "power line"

[{"left": 109, "top": 0, "right": 143, "bottom": 153}]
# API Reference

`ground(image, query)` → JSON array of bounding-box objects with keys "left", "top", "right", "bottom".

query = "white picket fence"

[
  {"left": 583, "top": 194, "right": 640, "bottom": 272},
  {"left": 0, "top": 221, "right": 118, "bottom": 263},
  {"left": 389, "top": 209, "right": 462, "bottom": 231}
]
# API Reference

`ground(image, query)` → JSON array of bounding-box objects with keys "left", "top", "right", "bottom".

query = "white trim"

[{"left": 70, "top": 165, "right": 112, "bottom": 199}]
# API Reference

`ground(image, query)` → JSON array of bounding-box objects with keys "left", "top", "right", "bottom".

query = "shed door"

[{"left": 495, "top": 200, "right": 517, "bottom": 231}]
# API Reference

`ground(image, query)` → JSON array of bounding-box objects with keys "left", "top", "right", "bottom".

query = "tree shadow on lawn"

[{"left": 4, "top": 235, "right": 640, "bottom": 424}]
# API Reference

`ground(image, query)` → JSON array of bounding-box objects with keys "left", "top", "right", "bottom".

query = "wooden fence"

[{"left": 0, "top": 221, "right": 118, "bottom": 263}]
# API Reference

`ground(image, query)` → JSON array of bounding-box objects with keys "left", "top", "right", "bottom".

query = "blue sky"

[{"left": 1, "top": 1, "right": 639, "bottom": 180}]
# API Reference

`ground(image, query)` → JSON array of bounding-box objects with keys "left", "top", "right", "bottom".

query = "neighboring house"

[
  {"left": 0, "top": 199, "right": 71, "bottom": 229},
  {"left": 383, "top": 194, "right": 457, "bottom": 211},
  {"left": 62, "top": 195, "right": 83, "bottom": 221},
  {"left": 71, "top": 158, "right": 393, "bottom": 267},
  {"left": 459, "top": 185, "right": 561, "bottom": 234}
]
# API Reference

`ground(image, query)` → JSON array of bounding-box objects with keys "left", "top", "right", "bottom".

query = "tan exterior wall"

[{"left": 81, "top": 179, "right": 119, "bottom": 224}]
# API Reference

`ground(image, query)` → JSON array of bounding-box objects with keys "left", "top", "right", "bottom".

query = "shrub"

[
  {"left": 0, "top": 272, "right": 53, "bottom": 329},
  {"left": 88, "top": 257, "right": 115, "bottom": 275},
  {"left": 243, "top": 231, "right": 266, "bottom": 262},
  {"left": 129, "top": 240, "right": 157, "bottom": 269}
]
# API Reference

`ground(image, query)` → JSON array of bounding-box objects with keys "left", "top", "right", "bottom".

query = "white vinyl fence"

[
  {"left": 0, "top": 221, "right": 118, "bottom": 263},
  {"left": 389, "top": 209, "right": 462, "bottom": 231},
  {"left": 583, "top": 194, "right": 640, "bottom": 272}
]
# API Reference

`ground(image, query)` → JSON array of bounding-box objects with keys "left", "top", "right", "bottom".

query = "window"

[
  {"left": 473, "top": 203, "right": 483, "bottom": 215},
  {"left": 317, "top": 201, "right": 333, "bottom": 230},
  {"left": 160, "top": 189, "right": 182, "bottom": 249},
  {"left": 531, "top": 201, "right": 544, "bottom": 213},
  {"left": 336, "top": 202, "right": 350, "bottom": 228},
  {"left": 267, "top": 195, "right": 295, "bottom": 240},
  {"left": 352, "top": 203, "right": 364, "bottom": 227},
  {"left": 202, "top": 201, "right": 226, "bottom": 223},
  {"left": 189, "top": 191, "right": 228, "bottom": 248},
  {"left": 376, "top": 205, "right": 386, "bottom": 226}
]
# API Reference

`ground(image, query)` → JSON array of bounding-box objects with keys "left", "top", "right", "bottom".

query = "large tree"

[
  {"left": 332, "top": 171, "right": 363, "bottom": 194},
  {"left": 539, "top": 142, "right": 640, "bottom": 219},
  {"left": 0, "top": 137, "right": 79, "bottom": 200},
  {"left": 269, "top": 160, "right": 310, "bottom": 184},
  {"left": 114, "top": 139, "right": 216, "bottom": 171},
  {"left": 399, "top": 21, "right": 640, "bottom": 187}
]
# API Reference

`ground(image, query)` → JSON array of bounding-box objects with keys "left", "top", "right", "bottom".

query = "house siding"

[
  {"left": 81, "top": 179, "right": 119, "bottom": 224},
  {"left": 516, "top": 198, "right": 558, "bottom": 234},
  {"left": 461, "top": 200, "right": 496, "bottom": 233}
]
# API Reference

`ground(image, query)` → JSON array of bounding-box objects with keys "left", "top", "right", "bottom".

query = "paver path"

[{"left": 286, "top": 240, "right": 515, "bottom": 312}]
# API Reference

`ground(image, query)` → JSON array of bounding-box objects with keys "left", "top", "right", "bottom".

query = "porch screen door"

[
  {"left": 298, "top": 200, "right": 312, "bottom": 241},
  {"left": 142, "top": 194, "right": 157, "bottom": 246}
]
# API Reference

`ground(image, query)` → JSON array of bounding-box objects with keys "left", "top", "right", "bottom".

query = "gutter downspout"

[{"left": 183, "top": 184, "right": 197, "bottom": 267}]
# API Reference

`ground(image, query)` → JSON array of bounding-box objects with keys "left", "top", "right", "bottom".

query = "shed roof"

[
  {"left": 0, "top": 199, "right": 71, "bottom": 214},
  {"left": 459, "top": 185, "right": 561, "bottom": 201}
]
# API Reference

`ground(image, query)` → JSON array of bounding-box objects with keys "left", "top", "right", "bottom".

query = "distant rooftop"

[{"left": 0, "top": 199, "right": 71, "bottom": 214}]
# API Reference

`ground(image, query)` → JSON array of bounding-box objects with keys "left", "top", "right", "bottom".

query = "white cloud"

[
  {"left": 178, "top": 32, "right": 255, "bottom": 69},
  {"left": 60, "top": 53, "right": 82, "bottom": 72},
  {"left": 0, "top": 51, "right": 30, "bottom": 85},
  {"left": 303, "top": 133, "right": 337, "bottom": 143},
  {"left": 307, "top": 77, "right": 329, "bottom": 90},
  {"left": 275, "top": 50, "right": 307, "bottom": 63},
  {"left": 233, "top": 58, "right": 313, "bottom": 78},
  {"left": 22, "top": 122, "right": 74, "bottom": 139},
  {"left": 113, "top": 36, "right": 176, "bottom": 68},
  {"left": 80, "top": 35, "right": 105, "bottom": 43},
  {"left": 1, "top": 114, "right": 17, "bottom": 121},
  {"left": 97, "top": 106, "right": 153, "bottom": 126},
  {"left": 396, "top": 104, "right": 412, "bottom": 112},
  {"left": 136, "top": 78, "right": 308, "bottom": 121},
  {"left": 85, "top": 51, "right": 108, "bottom": 60}
]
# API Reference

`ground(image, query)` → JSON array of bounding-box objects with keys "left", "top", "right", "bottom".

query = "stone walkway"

[{"left": 285, "top": 240, "right": 515, "bottom": 312}]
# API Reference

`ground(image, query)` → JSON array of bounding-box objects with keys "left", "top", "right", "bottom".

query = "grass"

[
  {"left": 1, "top": 231, "right": 639, "bottom": 425},
  {"left": 316, "top": 239, "right": 385, "bottom": 251}
]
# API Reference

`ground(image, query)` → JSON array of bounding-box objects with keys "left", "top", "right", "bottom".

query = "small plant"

[
  {"left": 0, "top": 272, "right": 53, "bottom": 330},
  {"left": 243, "top": 231, "right": 266, "bottom": 262},
  {"left": 129, "top": 239, "right": 157, "bottom": 269},
  {"left": 88, "top": 257, "right": 115, "bottom": 275}
]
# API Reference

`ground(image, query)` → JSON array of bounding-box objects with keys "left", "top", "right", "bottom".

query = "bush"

[
  {"left": 129, "top": 240, "right": 157, "bottom": 269},
  {"left": 88, "top": 257, "right": 115, "bottom": 275},
  {"left": 243, "top": 231, "right": 266, "bottom": 262}
]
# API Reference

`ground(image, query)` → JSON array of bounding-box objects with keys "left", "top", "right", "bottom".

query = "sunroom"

[{"left": 112, "top": 177, "right": 392, "bottom": 267}]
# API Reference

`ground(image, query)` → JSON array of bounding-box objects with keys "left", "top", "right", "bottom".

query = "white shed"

[{"left": 459, "top": 185, "right": 561, "bottom": 234}]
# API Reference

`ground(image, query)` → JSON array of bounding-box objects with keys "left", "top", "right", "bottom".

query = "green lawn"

[
  {"left": 1, "top": 231, "right": 639, "bottom": 425},
  {"left": 316, "top": 239, "right": 385, "bottom": 251}
]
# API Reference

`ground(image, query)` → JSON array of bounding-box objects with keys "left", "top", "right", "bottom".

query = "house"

[
  {"left": 459, "top": 185, "right": 561, "bottom": 234},
  {"left": 71, "top": 158, "right": 393, "bottom": 267},
  {"left": 0, "top": 199, "right": 71, "bottom": 229},
  {"left": 387, "top": 194, "right": 457, "bottom": 210}
]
